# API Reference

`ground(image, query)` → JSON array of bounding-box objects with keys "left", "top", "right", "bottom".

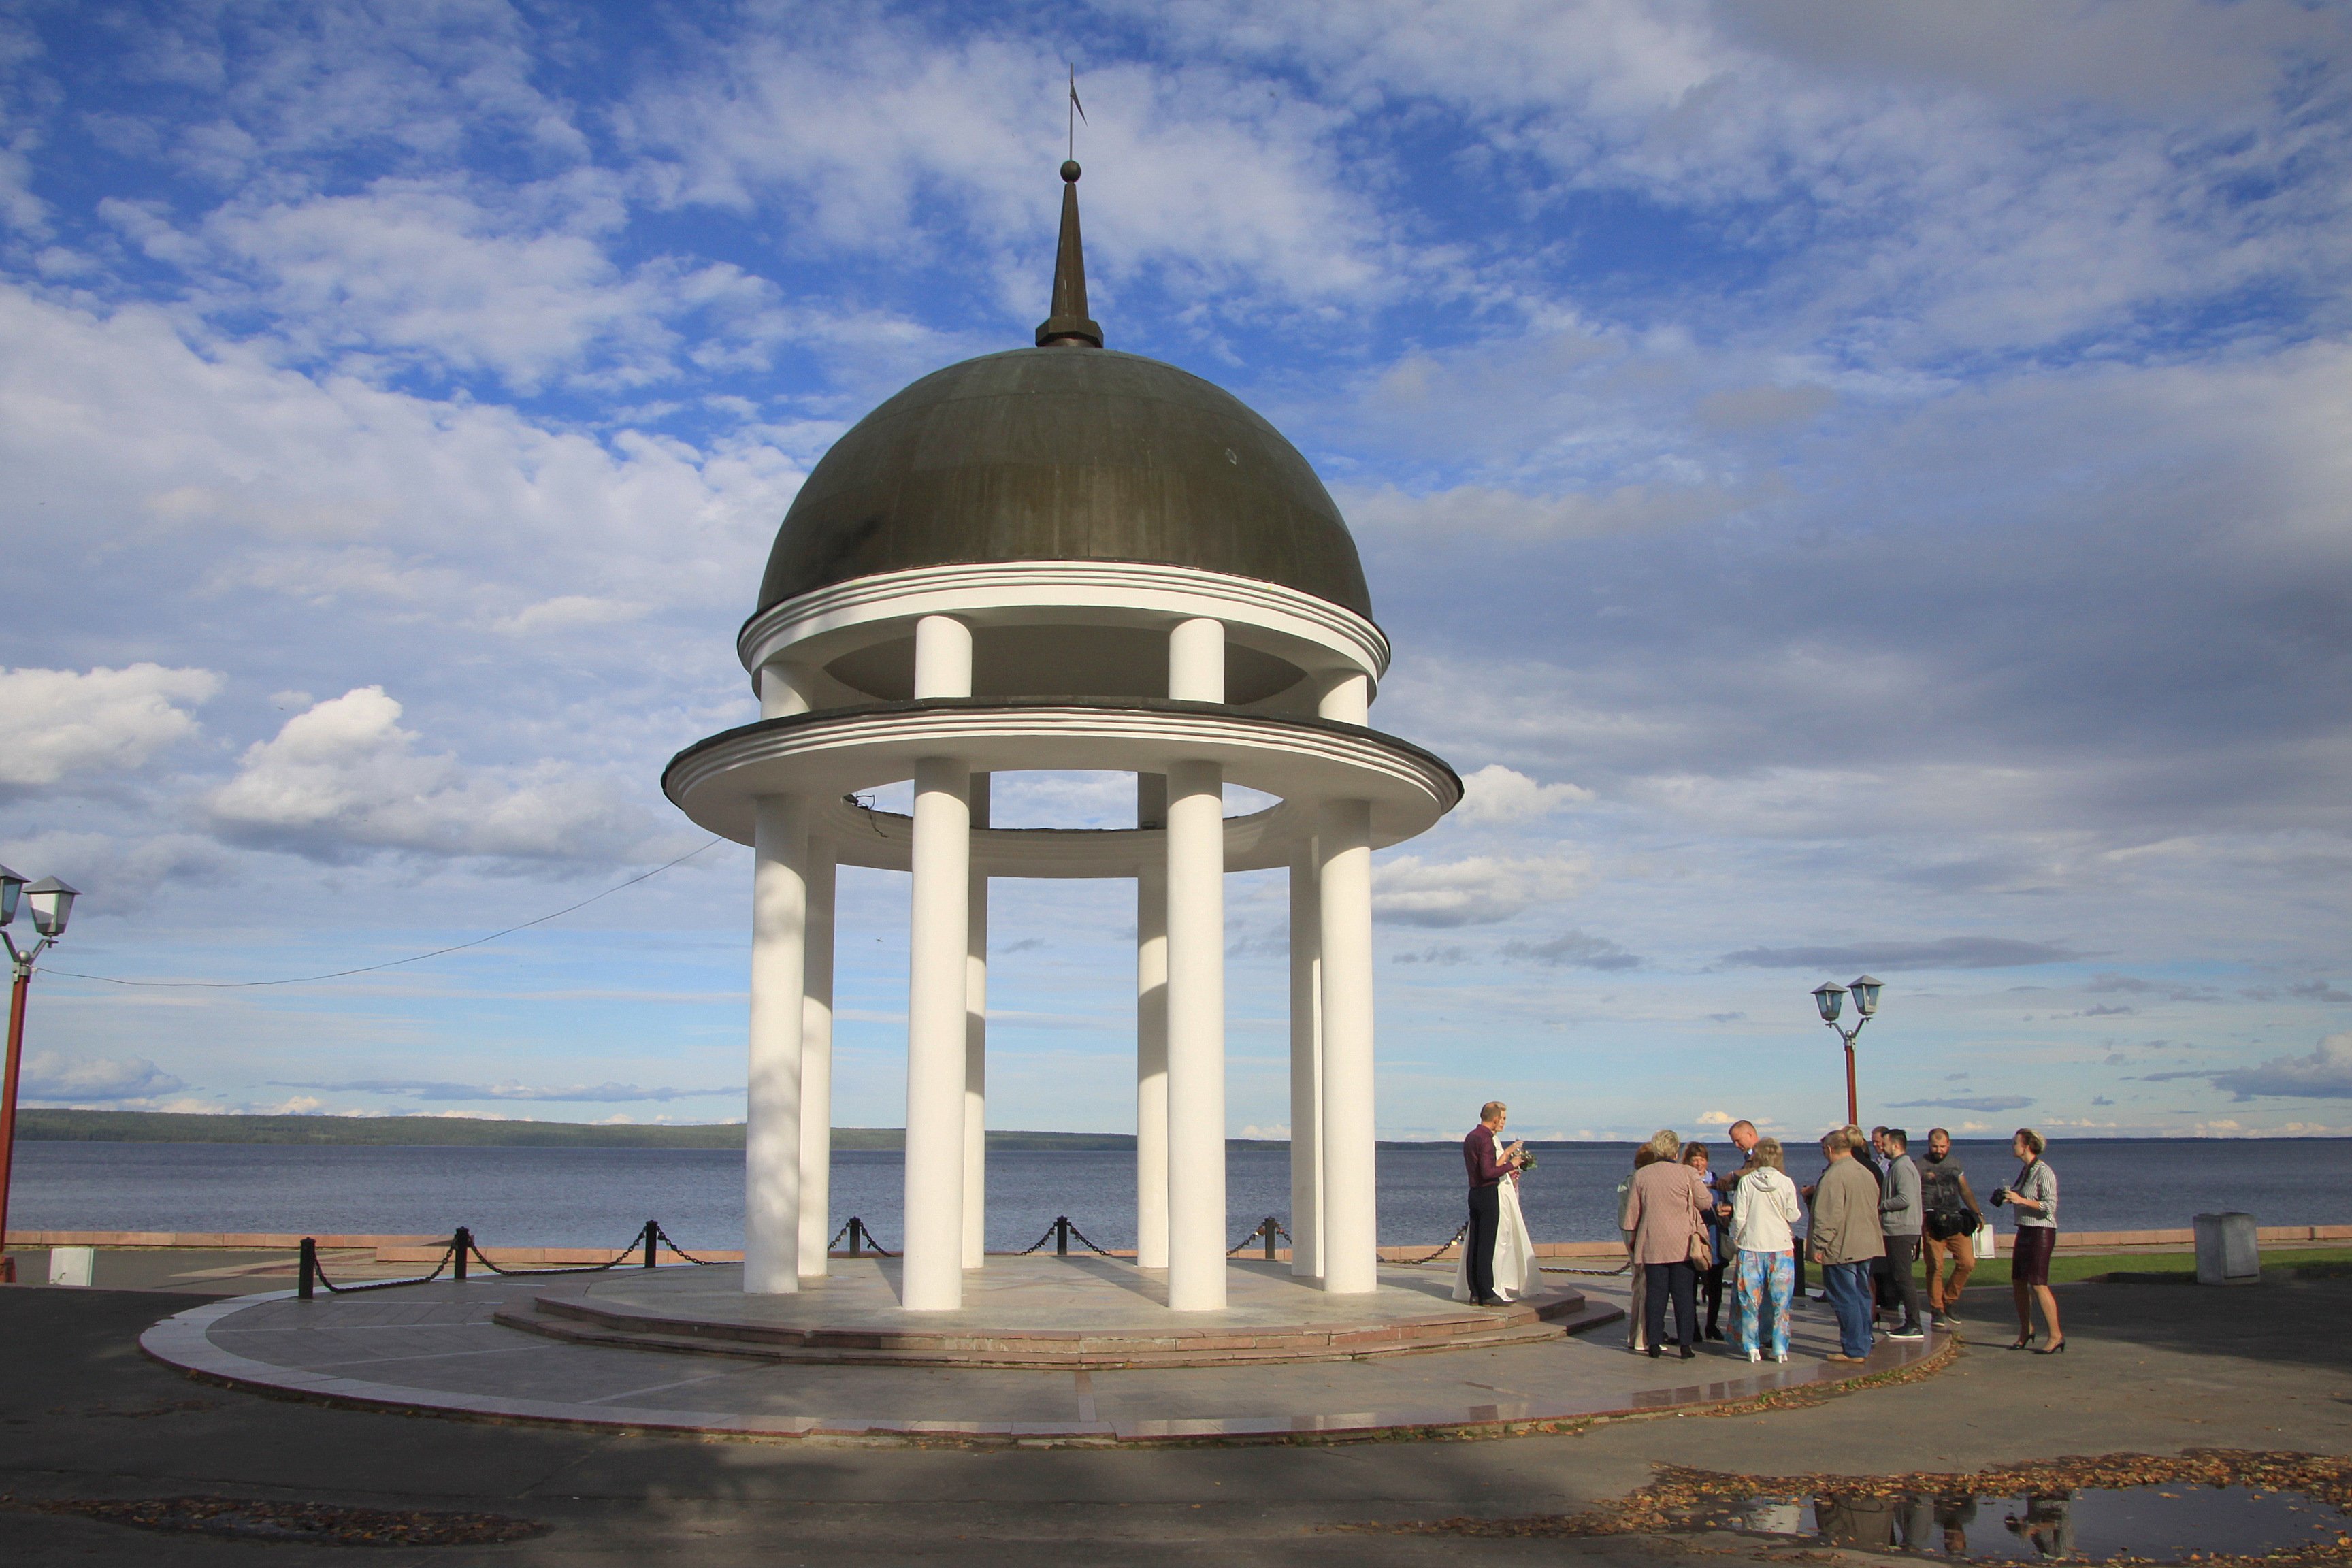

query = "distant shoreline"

[
  {"left": 15, "top": 1109, "right": 1143, "bottom": 1152},
  {"left": 16, "top": 1109, "right": 2346, "bottom": 1149}
]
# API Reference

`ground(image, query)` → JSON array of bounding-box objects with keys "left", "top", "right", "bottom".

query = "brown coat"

[
  {"left": 1809, "top": 1154, "right": 1886, "bottom": 1264},
  {"left": 1623, "top": 1160, "right": 1710, "bottom": 1266}
]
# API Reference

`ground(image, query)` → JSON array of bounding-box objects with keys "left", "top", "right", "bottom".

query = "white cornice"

[{"left": 736, "top": 561, "right": 1391, "bottom": 684}]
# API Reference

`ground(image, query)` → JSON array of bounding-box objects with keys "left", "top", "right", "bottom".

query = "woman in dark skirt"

[{"left": 1996, "top": 1127, "right": 2063, "bottom": 1353}]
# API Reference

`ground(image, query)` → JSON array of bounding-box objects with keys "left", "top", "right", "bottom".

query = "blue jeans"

[{"left": 1821, "top": 1260, "right": 1876, "bottom": 1356}]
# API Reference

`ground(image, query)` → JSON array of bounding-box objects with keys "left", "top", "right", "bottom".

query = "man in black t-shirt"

[{"left": 1917, "top": 1127, "right": 1985, "bottom": 1327}]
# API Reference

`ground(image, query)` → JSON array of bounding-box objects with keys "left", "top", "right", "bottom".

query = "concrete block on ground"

[
  {"left": 2195, "top": 1211, "right": 2261, "bottom": 1284},
  {"left": 48, "top": 1245, "right": 95, "bottom": 1287}
]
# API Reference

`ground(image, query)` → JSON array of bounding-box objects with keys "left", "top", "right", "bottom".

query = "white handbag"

[{"left": 1974, "top": 1222, "right": 1997, "bottom": 1260}]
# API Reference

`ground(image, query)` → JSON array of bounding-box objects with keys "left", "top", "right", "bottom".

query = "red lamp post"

[
  {"left": 0, "top": 868, "right": 78, "bottom": 1284},
  {"left": 1812, "top": 975, "right": 1884, "bottom": 1128}
]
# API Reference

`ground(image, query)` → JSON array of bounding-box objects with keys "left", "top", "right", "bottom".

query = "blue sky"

[{"left": 4, "top": 0, "right": 2351, "bottom": 1141}]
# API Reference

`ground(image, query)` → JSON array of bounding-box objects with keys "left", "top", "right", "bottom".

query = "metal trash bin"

[{"left": 2193, "top": 1212, "right": 2259, "bottom": 1284}]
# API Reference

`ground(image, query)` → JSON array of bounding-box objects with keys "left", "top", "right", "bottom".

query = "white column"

[
  {"left": 904, "top": 614, "right": 973, "bottom": 1311},
  {"left": 1318, "top": 671, "right": 1370, "bottom": 725},
  {"left": 745, "top": 794, "right": 807, "bottom": 1294},
  {"left": 1319, "top": 797, "right": 1378, "bottom": 1294},
  {"left": 1134, "top": 772, "right": 1169, "bottom": 1271},
  {"left": 915, "top": 614, "right": 973, "bottom": 701},
  {"left": 964, "top": 773, "right": 990, "bottom": 1271},
  {"left": 798, "top": 841, "right": 835, "bottom": 1277},
  {"left": 760, "top": 659, "right": 815, "bottom": 718},
  {"left": 1170, "top": 618, "right": 1226, "bottom": 704},
  {"left": 1165, "top": 758, "right": 1226, "bottom": 1310},
  {"left": 1288, "top": 842, "right": 1324, "bottom": 1278},
  {"left": 1165, "top": 618, "right": 1228, "bottom": 1311}
]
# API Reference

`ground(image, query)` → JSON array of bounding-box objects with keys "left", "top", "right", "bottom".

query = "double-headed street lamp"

[
  {"left": 1812, "top": 974, "right": 1884, "bottom": 1128},
  {"left": 1, "top": 866, "right": 78, "bottom": 1283}
]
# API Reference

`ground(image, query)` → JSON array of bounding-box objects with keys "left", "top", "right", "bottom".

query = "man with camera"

[{"left": 1918, "top": 1127, "right": 1984, "bottom": 1328}]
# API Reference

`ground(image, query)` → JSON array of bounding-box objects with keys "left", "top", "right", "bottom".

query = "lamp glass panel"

[
  {"left": 25, "top": 879, "right": 76, "bottom": 937},
  {"left": 1812, "top": 983, "right": 1846, "bottom": 1022},
  {"left": 0, "top": 864, "right": 20, "bottom": 927}
]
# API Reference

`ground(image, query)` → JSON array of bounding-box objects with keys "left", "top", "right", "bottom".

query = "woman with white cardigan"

[{"left": 1732, "top": 1137, "right": 1806, "bottom": 1363}]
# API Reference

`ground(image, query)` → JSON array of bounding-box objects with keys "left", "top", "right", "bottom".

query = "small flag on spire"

[{"left": 1068, "top": 63, "right": 1085, "bottom": 161}]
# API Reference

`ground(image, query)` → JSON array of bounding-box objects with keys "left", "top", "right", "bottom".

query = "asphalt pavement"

[{"left": 5, "top": 1275, "right": 2349, "bottom": 1565}]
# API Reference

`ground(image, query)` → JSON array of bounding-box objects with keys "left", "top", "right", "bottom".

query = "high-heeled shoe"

[
  {"left": 2007, "top": 1333, "right": 2036, "bottom": 1350},
  {"left": 2034, "top": 1339, "right": 2067, "bottom": 1356}
]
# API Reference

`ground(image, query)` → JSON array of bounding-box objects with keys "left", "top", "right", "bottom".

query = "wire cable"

[{"left": 45, "top": 838, "right": 727, "bottom": 990}]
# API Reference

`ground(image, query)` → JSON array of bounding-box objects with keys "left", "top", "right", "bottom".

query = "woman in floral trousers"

[{"left": 1731, "top": 1137, "right": 1806, "bottom": 1362}]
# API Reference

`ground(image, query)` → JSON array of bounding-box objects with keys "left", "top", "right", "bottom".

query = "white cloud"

[
  {"left": 0, "top": 664, "right": 220, "bottom": 787},
  {"left": 20, "top": 1050, "right": 187, "bottom": 1103},
  {"left": 491, "top": 595, "right": 647, "bottom": 637},
  {"left": 0, "top": 828, "right": 232, "bottom": 913},
  {"left": 180, "top": 178, "right": 780, "bottom": 393},
  {"left": 1501, "top": 929, "right": 1642, "bottom": 971},
  {"left": 627, "top": 31, "right": 1390, "bottom": 309},
  {"left": 2211, "top": 1034, "right": 2352, "bottom": 1102},
  {"left": 1454, "top": 764, "right": 1594, "bottom": 826},
  {"left": 1373, "top": 852, "right": 1595, "bottom": 926},
  {"left": 206, "top": 687, "right": 673, "bottom": 862}
]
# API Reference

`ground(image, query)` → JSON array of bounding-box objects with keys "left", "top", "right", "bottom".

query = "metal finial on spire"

[{"left": 1034, "top": 148, "right": 1102, "bottom": 348}]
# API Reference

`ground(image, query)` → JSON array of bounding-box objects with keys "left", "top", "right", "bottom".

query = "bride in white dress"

[{"left": 1453, "top": 1162, "right": 1542, "bottom": 1302}]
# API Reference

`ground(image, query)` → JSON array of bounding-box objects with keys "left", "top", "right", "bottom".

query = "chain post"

[
  {"left": 848, "top": 1217, "right": 864, "bottom": 1258},
  {"left": 298, "top": 1237, "right": 316, "bottom": 1300},
  {"left": 642, "top": 1220, "right": 658, "bottom": 1269},
  {"left": 1055, "top": 1215, "right": 1070, "bottom": 1256},
  {"left": 1263, "top": 1216, "right": 1279, "bottom": 1260},
  {"left": 453, "top": 1226, "right": 471, "bottom": 1283}
]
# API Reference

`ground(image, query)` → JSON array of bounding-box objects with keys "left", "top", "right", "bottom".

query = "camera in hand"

[{"left": 1990, "top": 1186, "right": 2011, "bottom": 1207}]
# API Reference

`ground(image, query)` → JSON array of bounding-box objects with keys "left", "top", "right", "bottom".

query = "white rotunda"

[{"left": 664, "top": 161, "right": 1460, "bottom": 1313}]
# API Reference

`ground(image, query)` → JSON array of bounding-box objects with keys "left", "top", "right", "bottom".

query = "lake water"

[{"left": 12, "top": 1137, "right": 2347, "bottom": 1252}]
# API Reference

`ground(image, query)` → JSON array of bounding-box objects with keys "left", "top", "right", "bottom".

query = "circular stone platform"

[
  {"left": 495, "top": 1256, "right": 1616, "bottom": 1369},
  {"left": 141, "top": 1258, "right": 1953, "bottom": 1444}
]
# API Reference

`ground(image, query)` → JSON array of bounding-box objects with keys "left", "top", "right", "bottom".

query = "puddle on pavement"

[{"left": 1688, "top": 1484, "right": 2352, "bottom": 1561}]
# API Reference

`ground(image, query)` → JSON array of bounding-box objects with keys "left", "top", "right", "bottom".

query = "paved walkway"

[
  {"left": 142, "top": 1259, "right": 1938, "bottom": 1441},
  {"left": 8, "top": 1275, "right": 2352, "bottom": 1565}
]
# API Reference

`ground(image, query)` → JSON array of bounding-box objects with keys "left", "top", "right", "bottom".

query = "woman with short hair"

[
  {"left": 1624, "top": 1128, "right": 1710, "bottom": 1359},
  {"left": 1731, "top": 1137, "right": 1803, "bottom": 1362},
  {"left": 1995, "top": 1127, "right": 2063, "bottom": 1353}
]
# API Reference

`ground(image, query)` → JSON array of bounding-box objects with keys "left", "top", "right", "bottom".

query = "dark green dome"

[{"left": 755, "top": 346, "right": 1373, "bottom": 619}]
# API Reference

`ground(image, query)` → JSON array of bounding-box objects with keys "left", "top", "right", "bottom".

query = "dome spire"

[{"left": 1035, "top": 160, "right": 1102, "bottom": 348}]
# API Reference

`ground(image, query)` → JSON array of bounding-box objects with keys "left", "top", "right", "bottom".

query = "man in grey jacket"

[
  {"left": 1809, "top": 1128, "right": 1885, "bottom": 1361},
  {"left": 1876, "top": 1128, "right": 1926, "bottom": 1341}
]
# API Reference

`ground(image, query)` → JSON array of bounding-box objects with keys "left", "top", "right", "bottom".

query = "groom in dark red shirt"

[{"left": 1462, "top": 1101, "right": 1518, "bottom": 1307}]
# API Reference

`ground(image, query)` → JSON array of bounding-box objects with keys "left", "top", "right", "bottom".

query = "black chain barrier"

[
  {"left": 297, "top": 1239, "right": 458, "bottom": 1296},
  {"left": 1389, "top": 1220, "right": 1633, "bottom": 1276},
  {"left": 1400, "top": 1220, "right": 1470, "bottom": 1267},
  {"left": 826, "top": 1217, "right": 897, "bottom": 1257},
  {"left": 293, "top": 1215, "right": 1632, "bottom": 1298},
  {"left": 297, "top": 1220, "right": 723, "bottom": 1299},
  {"left": 1226, "top": 1215, "right": 1291, "bottom": 1258},
  {"left": 1018, "top": 1215, "right": 1117, "bottom": 1256}
]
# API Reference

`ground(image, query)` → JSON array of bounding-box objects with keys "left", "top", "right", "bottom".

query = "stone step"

[{"left": 492, "top": 1289, "right": 1622, "bottom": 1371}]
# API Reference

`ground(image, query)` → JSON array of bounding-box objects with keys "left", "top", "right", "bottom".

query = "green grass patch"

[{"left": 1937, "top": 1246, "right": 2352, "bottom": 1290}]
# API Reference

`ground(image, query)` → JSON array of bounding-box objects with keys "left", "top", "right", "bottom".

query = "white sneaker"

[
  {"left": 1747, "top": 1348, "right": 1761, "bottom": 1363},
  {"left": 1774, "top": 1350, "right": 1788, "bottom": 1362}
]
